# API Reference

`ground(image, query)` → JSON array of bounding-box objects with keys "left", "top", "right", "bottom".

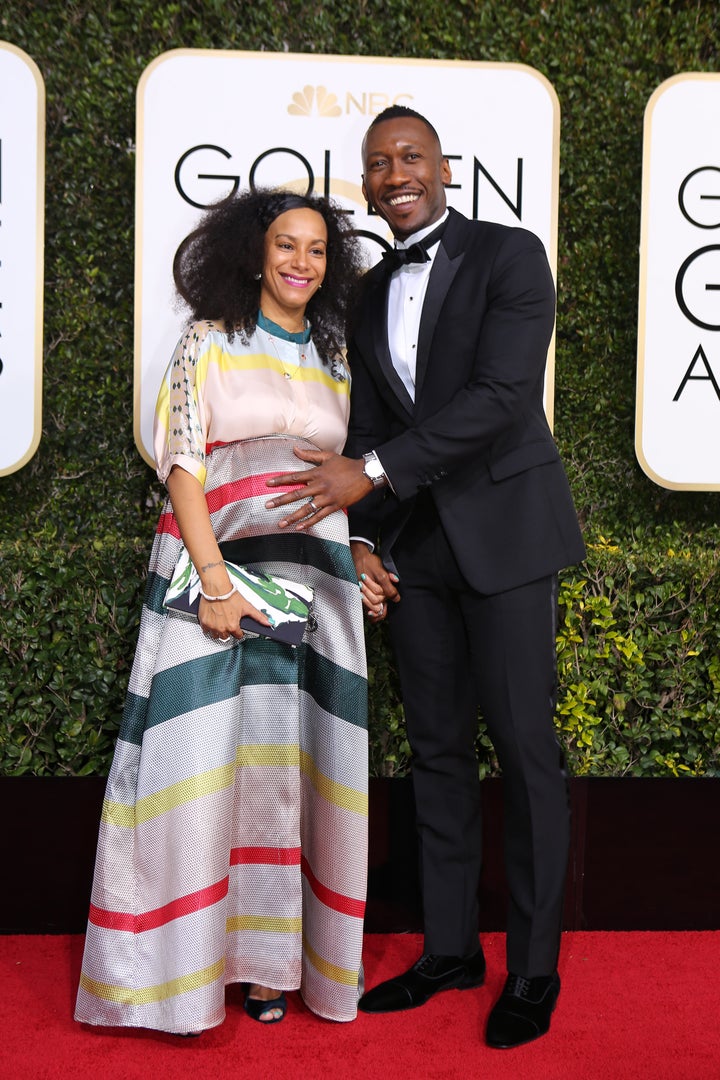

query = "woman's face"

[{"left": 259, "top": 207, "right": 327, "bottom": 328}]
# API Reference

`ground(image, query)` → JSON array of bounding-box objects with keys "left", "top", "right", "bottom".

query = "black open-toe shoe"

[{"left": 243, "top": 989, "right": 287, "bottom": 1024}]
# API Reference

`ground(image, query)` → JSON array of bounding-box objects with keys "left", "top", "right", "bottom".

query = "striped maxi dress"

[{"left": 75, "top": 321, "right": 368, "bottom": 1031}]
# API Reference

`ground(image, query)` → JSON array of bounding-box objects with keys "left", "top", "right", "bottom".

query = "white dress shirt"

[
  {"left": 387, "top": 210, "right": 450, "bottom": 402},
  {"left": 352, "top": 212, "right": 449, "bottom": 551}
]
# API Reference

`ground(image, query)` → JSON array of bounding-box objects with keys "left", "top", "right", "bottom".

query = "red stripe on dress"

[
  {"left": 205, "top": 474, "right": 305, "bottom": 512},
  {"left": 230, "top": 846, "right": 301, "bottom": 866},
  {"left": 156, "top": 474, "right": 347, "bottom": 532},
  {"left": 156, "top": 510, "right": 181, "bottom": 537},
  {"left": 301, "top": 855, "right": 366, "bottom": 919},
  {"left": 89, "top": 876, "right": 229, "bottom": 933}
]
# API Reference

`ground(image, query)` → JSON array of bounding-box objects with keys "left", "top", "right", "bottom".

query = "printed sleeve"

[{"left": 153, "top": 322, "right": 210, "bottom": 486}]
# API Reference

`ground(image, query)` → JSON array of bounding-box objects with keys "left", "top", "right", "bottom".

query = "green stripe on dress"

[
  {"left": 301, "top": 647, "right": 367, "bottom": 730},
  {"left": 120, "top": 639, "right": 366, "bottom": 746},
  {"left": 220, "top": 533, "right": 356, "bottom": 584},
  {"left": 118, "top": 643, "right": 298, "bottom": 745}
]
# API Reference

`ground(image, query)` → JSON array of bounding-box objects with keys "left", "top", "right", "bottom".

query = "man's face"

[{"left": 361, "top": 117, "right": 452, "bottom": 240}]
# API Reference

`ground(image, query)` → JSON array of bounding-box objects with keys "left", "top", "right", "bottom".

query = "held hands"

[
  {"left": 351, "top": 541, "right": 400, "bottom": 623},
  {"left": 198, "top": 592, "right": 271, "bottom": 643},
  {"left": 265, "top": 447, "right": 372, "bottom": 530}
]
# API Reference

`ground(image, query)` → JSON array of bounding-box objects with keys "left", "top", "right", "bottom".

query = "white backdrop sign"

[
  {"left": 135, "top": 51, "right": 560, "bottom": 464},
  {"left": 0, "top": 42, "right": 45, "bottom": 477},
  {"left": 636, "top": 73, "right": 720, "bottom": 490}
]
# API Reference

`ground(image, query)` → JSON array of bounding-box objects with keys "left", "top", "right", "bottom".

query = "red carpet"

[{"left": 1, "top": 931, "right": 718, "bottom": 1079}]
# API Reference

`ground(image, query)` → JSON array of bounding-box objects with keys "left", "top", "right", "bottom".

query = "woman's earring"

[{"left": 254, "top": 273, "right": 261, "bottom": 280}]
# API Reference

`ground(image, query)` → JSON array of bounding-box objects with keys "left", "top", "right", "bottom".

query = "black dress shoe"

[
  {"left": 486, "top": 971, "right": 560, "bottom": 1049},
  {"left": 358, "top": 950, "right": 486, "bottom": 1013}
]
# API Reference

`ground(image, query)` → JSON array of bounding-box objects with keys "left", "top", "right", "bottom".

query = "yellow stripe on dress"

[
  {"left": 302, "top": 934, "right": 359, "bottom": 987},
  {"left": 236, "top": 745, "right": 367, "bottom": 815},
  {"left": 226, "top": 915, "right": 303, "bottom": 933},
  {"left": 236, "top": 744, "right": 300, "bottom": 768},
  {"left": 300, "top": 750, "right": 368, "bottom": 817},
  {"left": 154, "top": 361, "right": 196, "bottom": 439},
  {"left": 102, "top": 761, "right": 237, "bottom": 828},
  {"left": 79, "top": 958, "right": 225, "bottom": 1006},
  {"left": 155, "top": 376, "right": 170, "bottom": 428},
  {"left": 101, "top": 748, "right": 299, "bottom": 828},
  {"left": 101, "top": 744, "right": 365, "bottom": 829},
  {"left": 205, "top": 342, "right": 350, "bottom": 396}
]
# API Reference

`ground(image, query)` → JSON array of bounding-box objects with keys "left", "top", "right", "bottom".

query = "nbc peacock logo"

[{"left": 287, "top": 85, "right": 342, "bottom": 117}]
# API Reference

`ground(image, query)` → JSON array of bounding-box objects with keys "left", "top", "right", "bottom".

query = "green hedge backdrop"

[{"left": 1, "top": 0, "right": 719, "bottom": 778}]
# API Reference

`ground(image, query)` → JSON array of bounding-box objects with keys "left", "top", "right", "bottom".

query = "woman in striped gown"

[{"left": 76, "top": 190, "right": 380, "bottom": 1034}]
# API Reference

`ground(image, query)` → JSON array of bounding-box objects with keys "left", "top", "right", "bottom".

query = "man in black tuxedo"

[{"left": 266, "top": 105, "right": 585, "bottom": 1048}]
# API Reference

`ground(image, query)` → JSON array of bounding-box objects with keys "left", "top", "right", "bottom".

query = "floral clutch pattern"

[{"left": 163, "top": 548, "right": 314, "bottom": 647}]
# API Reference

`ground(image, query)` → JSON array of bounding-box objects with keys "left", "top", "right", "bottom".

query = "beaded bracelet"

[{"left": 199, "top": 583, "right": 237, "bottom": 602}]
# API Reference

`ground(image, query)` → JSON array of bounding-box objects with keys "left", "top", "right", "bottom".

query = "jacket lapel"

[
  {"left": 367, "top": 270, "right": 416, "bottom": 418},
  {"left": 356, "top": 209, "right": 468, "bottom": 417}
]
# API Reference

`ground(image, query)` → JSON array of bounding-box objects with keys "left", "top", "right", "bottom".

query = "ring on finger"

[
  {"left": 308, "top": 499, "right": 319, "bottom": 513},
  {"left": 218, "top": 635, "right": 232, "bottom": 643}
]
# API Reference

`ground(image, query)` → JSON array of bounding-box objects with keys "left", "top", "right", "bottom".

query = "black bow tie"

[
  {"left": 381, "top": 219, "right": 448, "bottom": 273},
  {"left": 381, "top": 242, "right": 429, "bottom": 271}
]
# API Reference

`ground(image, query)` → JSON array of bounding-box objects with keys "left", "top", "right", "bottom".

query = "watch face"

[{"left": 363, "top": 455, "right": 384, "bottom": 485}]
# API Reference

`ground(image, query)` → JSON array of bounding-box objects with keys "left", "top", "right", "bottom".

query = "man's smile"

[{"left": 387, "top": 192, "right": 420, "bottom": 207}]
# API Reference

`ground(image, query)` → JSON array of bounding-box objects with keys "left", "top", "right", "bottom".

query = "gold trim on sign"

[
  {"left": 0, "top": 42, "right": 45, "bottom": 476},
  {"left": 635, "top": 72, "right": 720, "bottom": 491}
]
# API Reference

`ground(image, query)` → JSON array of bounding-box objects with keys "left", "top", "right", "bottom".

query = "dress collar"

[{"left": 257, "top": 310, "right": 312, "bottom": 344}]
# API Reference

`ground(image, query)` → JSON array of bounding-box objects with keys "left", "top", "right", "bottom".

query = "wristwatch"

[{"left": 362, "top": 451, "right": 387, "bottom": 489}]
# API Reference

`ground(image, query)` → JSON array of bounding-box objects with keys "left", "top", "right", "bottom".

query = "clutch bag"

[{"left": 163, "top": 548, "right": 314, "bottom": 647}]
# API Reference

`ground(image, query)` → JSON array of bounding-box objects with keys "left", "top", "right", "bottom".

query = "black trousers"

[{"left": 387, "top": 495, "right": 569, "bottom": 976}]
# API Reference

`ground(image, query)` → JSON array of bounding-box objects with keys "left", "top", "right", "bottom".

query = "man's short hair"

[{"left": 366, "top": 105, "right": 442, "bottom": 149}]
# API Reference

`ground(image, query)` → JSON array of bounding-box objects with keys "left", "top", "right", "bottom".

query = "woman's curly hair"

[{"left": 173, "top": 189, "right": 365, "bottom": 362}]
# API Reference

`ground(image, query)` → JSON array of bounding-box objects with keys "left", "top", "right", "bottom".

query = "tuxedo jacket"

[{"left": 345, "top": 206, "right": 585, "bottom": 595}]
